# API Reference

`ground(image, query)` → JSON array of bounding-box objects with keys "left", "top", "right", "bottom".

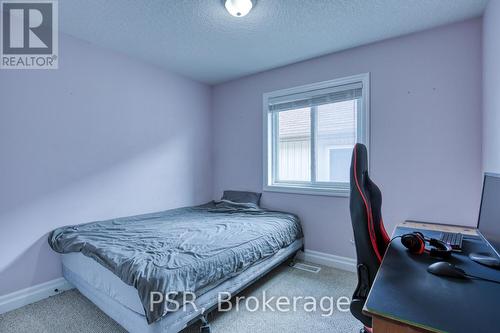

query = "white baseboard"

[
  {"left": 0, "top": 278, "right": 74, "bottom": 315},
  {"left": 297, "top": 250, "right": 357, "bottom": 273}
]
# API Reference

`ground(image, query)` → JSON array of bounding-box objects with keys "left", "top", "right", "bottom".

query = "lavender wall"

[
  {"left": 0, "top": 34, "right": 212, "bottom": 295},
  {"left": 483, "top": 0, "right": 500, "bottom": 173},
  {"left": 212, "top": 19, "right": 483, "bottom": 258}
]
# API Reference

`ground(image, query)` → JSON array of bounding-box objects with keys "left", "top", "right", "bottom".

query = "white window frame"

[{"left": 262, "top": 73, "right": 370, "bottom": 197}]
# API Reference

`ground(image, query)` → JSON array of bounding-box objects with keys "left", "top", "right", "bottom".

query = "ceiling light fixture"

[{"left": 225, "top": 0, "right": 253, "bottom": 17}]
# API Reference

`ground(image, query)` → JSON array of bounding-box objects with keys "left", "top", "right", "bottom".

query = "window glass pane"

[
  {"left": 277, "top": 107, "right": 311, "bottom": 182},
  {"left": 316, "top": 100, "right": 358, "bottom": 183}
]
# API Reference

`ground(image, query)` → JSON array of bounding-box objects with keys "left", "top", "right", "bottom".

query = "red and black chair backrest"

[{"left": 349, "top": 143, "right": 390, "bottom": 329}]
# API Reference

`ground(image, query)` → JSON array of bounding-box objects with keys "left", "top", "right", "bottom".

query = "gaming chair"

[{"left": 349, "top": 143, "right": 391, "bottom": 332}]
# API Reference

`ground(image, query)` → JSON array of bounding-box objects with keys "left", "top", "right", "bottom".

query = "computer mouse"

[{"left": 427, "top": 261, "right": 467, "bottom": 279}]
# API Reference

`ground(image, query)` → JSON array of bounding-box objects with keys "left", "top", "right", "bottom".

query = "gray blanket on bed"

[{"left": 48, "top": 201, "right": 302, "bottom": 324}]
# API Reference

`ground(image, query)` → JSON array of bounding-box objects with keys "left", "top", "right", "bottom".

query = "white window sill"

[{"left": 263, "top": 184, "right": 350, "bottom": 197}]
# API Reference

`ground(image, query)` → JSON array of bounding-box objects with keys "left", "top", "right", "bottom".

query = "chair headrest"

[{"left": 351, "top": 143, "right": 368, "bottom": 188}]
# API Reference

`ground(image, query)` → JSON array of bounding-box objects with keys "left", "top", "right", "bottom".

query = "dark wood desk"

[{"left": 363, "top": 222, "right": 500, "bottom": 333}]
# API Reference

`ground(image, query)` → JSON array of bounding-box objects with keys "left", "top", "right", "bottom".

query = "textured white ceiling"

[{"left": 59, "top": 0, "right": 488, "bottom": 84}]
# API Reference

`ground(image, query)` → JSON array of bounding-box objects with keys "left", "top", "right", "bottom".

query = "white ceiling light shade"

[{"left": 225, "top": 0, "right": 253, "bottom": 17}]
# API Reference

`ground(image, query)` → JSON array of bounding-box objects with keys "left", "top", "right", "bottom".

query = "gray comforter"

[{"left": 48, "top": 201, "right": 302, "bottom": 324}]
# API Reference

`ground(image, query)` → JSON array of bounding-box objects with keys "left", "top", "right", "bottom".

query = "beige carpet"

[{"left": 0, "top": 262, "right": 360, "bottom": 333}]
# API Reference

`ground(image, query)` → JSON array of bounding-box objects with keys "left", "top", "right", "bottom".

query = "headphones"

[{"left": 401, "top": 232, "right": 452, "bottom": 259}]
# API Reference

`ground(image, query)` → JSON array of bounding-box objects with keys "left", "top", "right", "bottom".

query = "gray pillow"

[{"left": 221, "top": 190, "right": 262, "bottom": 206}]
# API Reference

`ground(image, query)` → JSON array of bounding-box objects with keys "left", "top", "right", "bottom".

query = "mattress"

[
  {"left": 50, "top": 201, "right": 303, "bottom": 323},
  {"left": 63, "top": 252, "right": 144, "bottom": 314},
  {"left": 63, "top": 238, "right": 303, "bottom": 333}
]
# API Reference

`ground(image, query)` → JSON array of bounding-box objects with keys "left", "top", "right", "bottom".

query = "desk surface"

[{"left": 364, "top": 224, "right": 500, "bottom": 333}]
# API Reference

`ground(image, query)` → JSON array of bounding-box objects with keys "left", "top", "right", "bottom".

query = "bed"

[{"left": 49, "top": 193, "right": 303, "bottom": 333}]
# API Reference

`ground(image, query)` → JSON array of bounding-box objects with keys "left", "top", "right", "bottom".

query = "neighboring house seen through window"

[{"left": 263, "top": 74, "right": 370, "bottom": 196}]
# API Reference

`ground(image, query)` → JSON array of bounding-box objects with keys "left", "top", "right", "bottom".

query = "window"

[{"left": 263, "top": 73, "right": 369, "bottom": 196}]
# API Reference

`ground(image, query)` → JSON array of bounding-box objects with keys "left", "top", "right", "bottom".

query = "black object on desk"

[
  {"left": 469, "top": 173, "right": 500, "bottom": 268},
  {"left": 439, "top": 231, "right": 464, "bottom": 251},
  {"left": 364, "top": 226, "right": 500, "bottom": 333},
  {"left": 427, "top": 261, "right": 467, "bottom": 279}
]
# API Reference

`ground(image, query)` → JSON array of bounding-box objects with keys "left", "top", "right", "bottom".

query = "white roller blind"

[{"left": 268, "top": 82, "right": 362, "bottom": 112}]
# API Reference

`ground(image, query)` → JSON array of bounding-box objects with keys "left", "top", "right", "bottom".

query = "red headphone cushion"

[{"left": 401, "top": 233, "right": 425, "bottom": 254}]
